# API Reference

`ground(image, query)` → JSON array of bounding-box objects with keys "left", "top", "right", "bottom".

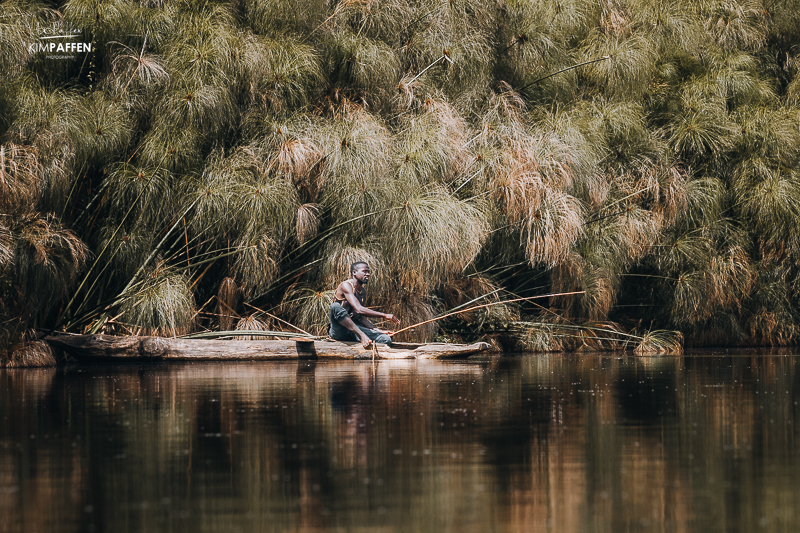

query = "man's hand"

[{"left": 383, "top": 313, "right": 400, "bottom": 325}]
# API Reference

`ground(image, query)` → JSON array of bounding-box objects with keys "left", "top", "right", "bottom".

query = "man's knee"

[
  {"left": 374, "top": 333, "right": 391, "bottom": 344},
  {"left": 330, "top": 302, "right": 349, "bottom": 323}
]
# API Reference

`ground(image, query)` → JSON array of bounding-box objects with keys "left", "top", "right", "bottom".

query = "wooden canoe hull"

[{"left": 45, "top": 334, "right": 491, "bottom": 361}]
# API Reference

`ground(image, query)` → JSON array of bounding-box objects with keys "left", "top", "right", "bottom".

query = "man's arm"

[
  {"left": 358, "top": 317, "right": 395, "bottom": 334},
  {"left": 339, "top": 315, "right": 372, "bottom": 348},
  {"left": 342, "top": 285, "right": 400, "bottom": 325}
]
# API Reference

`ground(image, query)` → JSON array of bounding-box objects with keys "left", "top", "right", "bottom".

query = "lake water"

[{"left": 2, "top": 351, "right": 800, "bottom": 532}]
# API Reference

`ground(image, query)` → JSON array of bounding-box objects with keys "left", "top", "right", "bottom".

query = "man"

[{"left": 329, "top": 262, "right": 400, "bottom": 347}]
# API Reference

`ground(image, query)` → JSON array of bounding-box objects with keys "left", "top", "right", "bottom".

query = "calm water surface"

[{"left": 2, "top": 352, "right": 800, "bottom": 532}]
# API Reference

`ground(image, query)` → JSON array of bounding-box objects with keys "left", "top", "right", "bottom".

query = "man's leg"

[
  {"left": 329, "top": 303, "right": 371, "bottom": 347},
  {"left": 357, "top": 325, "right": 392, "bottom": 345}
]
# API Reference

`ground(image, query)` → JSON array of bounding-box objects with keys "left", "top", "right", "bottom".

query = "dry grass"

[
  {"left": 551, "top": 253, "right": 616, "bottom": 321},
  {"left": 216, "top": 277, "right": 240, "bottom": 331},
  {"left": 296, "top": 203, "right": 320, "bottom": 245},
  {"left": 385, "top": 185, "right": 488, "bottom": 287},
  {"left": 232, "top": 235, "right": 280, "bottom": 299},
  {"left": 271, "top": 138, "right": 323, "bottom": 199},
  {"left": 280, "top": 284, "right": 336, "bottom": 336},
  {"left": 0, "top": 223, "right": 11, "bottom": 267},
  {"left": 518, "top": 322, "right": 563, "bottom": 353},
  {"left": 109, "top": 40, "right": 169, "bottom": 94},
  {"left": 3, "top": 341, "right": 58, "bottom": 368},
  {"left": 319, "top": 244, "right": 383, "bottom": 284},
  {"left": 119, "top": 267, "right": 196, "bottom": 337},
  {"left": 13, "top": 214, "right": 89, "bottom": 300},
  {"left": 701, "top": 0, "right": 768, "bottom": 51},
  {"left": 0, "top": 143, "right": 43, "bottom": 214},
  {"left": 441, "top": 275, "right": 500, "bottom": 322},
  {"left": 524, "top": 189, "right": 584, "bottom": 268},
  {"left": 746, "top": 311, "right": 796, "bottom": 346},
  {"left": 0, "top": 2, "right": 37, "bottom": 75},
  {"left": 634, "top": 329, "right": 684, "bottom": 355},
  {"left": 493, "top": 144, "right": 549, "bottom": 225},
  {"left": 610, "top": 203, "right": 663, "bottom": 263},
  {"left": 381, "top": 286, "right": 436, "bottom": 343},
  {"left": 643, "top": 161, "right": 689, "bottom": 224},
  {"left": 599, "top": 0, "right": 632, "bottom": 37},
  {"left": 707, "top": 244, "right": 754, "bottom": 308},
  {"left": 234, "top": 314, "right": 269, "bottom": 340}
]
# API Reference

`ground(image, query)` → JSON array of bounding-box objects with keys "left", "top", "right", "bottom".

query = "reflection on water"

[{"left": 2, "top": 353, "right": 800, "bottom": 532}]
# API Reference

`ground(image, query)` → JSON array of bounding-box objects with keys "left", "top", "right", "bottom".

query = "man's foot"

[{"left": 360, "top": 335, "right": 372, "bottom": 348}]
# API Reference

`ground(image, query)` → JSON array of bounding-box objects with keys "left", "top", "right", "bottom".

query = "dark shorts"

[{"left": 329, "top": 303, "right": 391, "bottom": 344}]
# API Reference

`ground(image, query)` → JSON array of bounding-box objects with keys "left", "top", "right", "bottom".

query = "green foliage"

[
  {"left": 0, "top": 1, "right": 50, "bottom": 76},
  {"left": 323, "top": 28, "right": 401, "bottom": 108},
  {"left": 394, "top": 98, "right": 470, "bottom": 186},
  {"left": 185, "top": 148, "right": 299, "bottom": 245},
  {"left": 400, "top": 0, "right": 497, "bottom": 104},
  {"left": 243, "top": 34, "right": 323, "bottom": 113},
  {"left": 697, "top": 0, "right": 769, "bottom": 51},
  {"left": 136, "top": 124, "right": 203, "bottom": 174},
  {"left": 162, "top": 2, "right": 241, "bottom": 87},
  {"left": 666, "top": 84, "right": 738, "bottom": 163},
  {"left": 104, "top": 163, "right": 176, "bottom": 227},
  {"left": 106, "top": 39, "right": 169, "bottom": 97},
  {"left": 313, "top": 106, "right": 396, "bottom": 231},
  {"left": 383, "top": 185, "right": 488, "bottom": 288},
  {"left": 70, "top": 91, "right": 134, "bottom": 168},
  {"left": 5, "top": 0, "right": 800, "bottom": 348},
  {"left": 62, "top": 0, "right": 133, "bottom": 44},
  {"left": 119, "top": 266, "right": 195, "bottom": 336},
  {"left": 94, "top": 220, "right": 156, "bottom": 279},
  {"left": 336, "top": 0, "right": 416, "bottom": 45},
  {"left": 243, "top": 0, "right": 326, "bottom": 36},
  {"left": 629, "top": 1, "right": 705, "bottom": 54},
  {"left": 280, "top": 283, "right": 335, "bottom": 336},
  {"left": 154, "top": 83, "right": 236, "bottom": 137},
  {"left": 580, "top": 32, "right": 658, "bottom": 99}
]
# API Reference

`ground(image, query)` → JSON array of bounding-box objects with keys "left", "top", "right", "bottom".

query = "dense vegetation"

[{"left": 2, "top": 0, "right": 800, "bottom": 358}]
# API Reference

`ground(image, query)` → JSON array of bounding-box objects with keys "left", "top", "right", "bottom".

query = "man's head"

[{"left": 350, "top": 262, "right": 370, "bottom": 284}]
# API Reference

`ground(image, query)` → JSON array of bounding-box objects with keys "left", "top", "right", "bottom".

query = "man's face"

[{"left": 353, "top": 264, "right": 370, "bottom": 284}]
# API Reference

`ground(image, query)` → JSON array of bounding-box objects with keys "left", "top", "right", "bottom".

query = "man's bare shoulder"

[
  {"left": 336, "top": 280, "right": 362, "bottom": 301},
  {"left": 337, "top": 279, "right": 354, "bottom": 294}
]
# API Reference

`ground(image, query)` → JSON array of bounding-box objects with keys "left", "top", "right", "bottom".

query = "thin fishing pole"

[{"left": 390, "top": 290, "right": 585, "bottom": 337}]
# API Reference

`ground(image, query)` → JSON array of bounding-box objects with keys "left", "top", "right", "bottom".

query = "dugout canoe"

[{"left": 45, "top": 333, "right": 491, "bottom": 361}]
